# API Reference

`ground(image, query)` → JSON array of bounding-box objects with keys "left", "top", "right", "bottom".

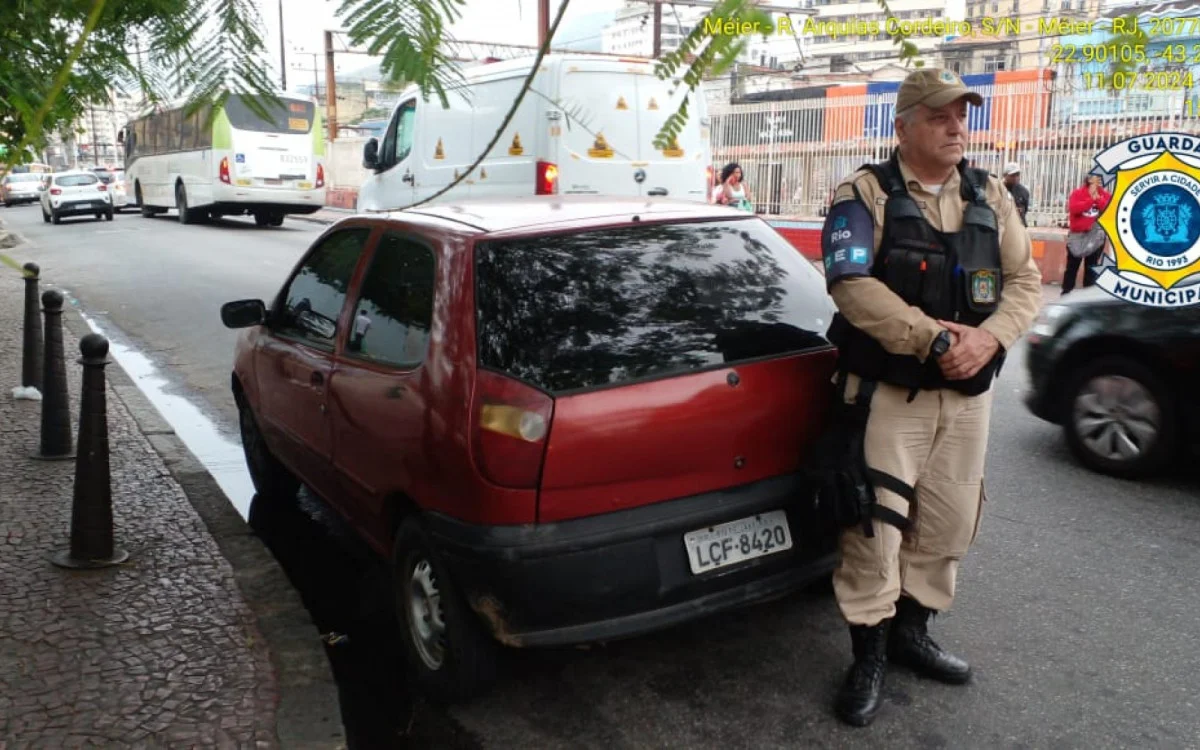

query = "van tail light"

[
  {"left": 536, "top": 160, "right": 558, "bottom": 195},
  {"left": 471, "top": 370, "right": 554, "bottom": 489},
  {"left": 50, "top": 188, "right": 62, "bottom": 195},
  {"left": 97, "top": 184, "right": 107, "bottom": 191},
  {"left": 315, "top": 163, "right": 325, "bottom": 188},
  {"left": 219, "top": 157, "right": 231, "bottom": 184}
]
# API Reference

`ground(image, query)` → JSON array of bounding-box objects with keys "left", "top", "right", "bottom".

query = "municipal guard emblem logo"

[
  {"left": 970, "top": 269, "right": 997, "bottom": 305},
  {"left": 1094, "top": 132, "right": 1200, "bottom": 308},
  {"left": 939, "top": 70, "right": 959, "bottom": 84}
]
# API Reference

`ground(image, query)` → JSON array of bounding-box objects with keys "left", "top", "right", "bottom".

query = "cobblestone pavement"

[{"left": 0, "top": 269, "right": 280, "bottom": 747}]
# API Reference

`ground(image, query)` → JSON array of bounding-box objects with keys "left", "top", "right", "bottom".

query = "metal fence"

[{"left": 709, "top": 76, "right": 1198, "bottom": 228}]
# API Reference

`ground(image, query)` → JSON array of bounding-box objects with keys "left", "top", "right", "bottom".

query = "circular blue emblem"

[{"left": 1128, "top": 184, "right": 1200, "bottom": 258}]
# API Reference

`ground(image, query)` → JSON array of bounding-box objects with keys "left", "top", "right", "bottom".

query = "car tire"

[
  {"left": 105, "top": 208, "right": 114, "bottom": 221},
  {"left": 392, "top": 517, "right": 498, "bottom": 704},
  {"left": 268, "top": 212, "right": 284, "bottom": 227},
  {"left": 1062, "top": 355, "right": 1177, "bottom": 479},
  {"left": 42, "top": 207, "right": 50, "bottom": 223},
  {"left": 253, "top": 211, "right": 270, "bottom": 227},
  {"left": 238, "top": 402, "right": 300, "bottom": 505},
  {"left": 51, "top": 209, "right": 61, "bottom": 225}
]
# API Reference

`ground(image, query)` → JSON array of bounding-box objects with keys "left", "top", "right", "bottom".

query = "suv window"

[
  {"left": 345, "top": 232, "right": 435, "bottom": 367},
  {"left": 474, "top": 219, "right": 835, "bottom": 393},
  {"left": 55, "top": 174, "right": 99, "bottom": 187},
  {"left": 275, "top": 228, "right": 372, "bottom": 350}
]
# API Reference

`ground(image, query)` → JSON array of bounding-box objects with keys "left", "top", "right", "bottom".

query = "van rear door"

[
  {"left": 635, "top": 73, "right": 709, "bottom": 202},
  {"left": 556, "top": 60, "right": 650, "bottom": 197}
]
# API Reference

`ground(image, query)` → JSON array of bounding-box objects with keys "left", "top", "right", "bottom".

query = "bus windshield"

[{"left": 225, "top": 95, "right": 315, "bottom": 135}]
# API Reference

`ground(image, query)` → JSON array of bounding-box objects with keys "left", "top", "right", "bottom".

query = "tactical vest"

[{"left": 828, "top": 151, "right": 1005, "bottom": 397}]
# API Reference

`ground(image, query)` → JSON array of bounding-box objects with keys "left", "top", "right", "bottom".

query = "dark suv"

[{"left": 1024, "top": 287, "right": 1200, "bottom": 478}]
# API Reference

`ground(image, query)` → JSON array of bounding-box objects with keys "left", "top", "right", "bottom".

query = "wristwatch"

[{"left": 930, "top": 330, "right": 952, "bottom": 360}]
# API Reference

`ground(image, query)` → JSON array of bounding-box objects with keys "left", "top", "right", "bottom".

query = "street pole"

[
  {"left": 539, "top": 0, "right": 550, "bottom": 48},
  {"left": 324, "top": 31, "right": 338, "bottom": 142},
  {"left": 89, "top": 107, "right": 98, "bottom": 168},
  {"left": 279, "top": 0, "right": 287, "bottom": 91},
  {"left": 653, "top": 0, "right": 663, "bottom": 58}
]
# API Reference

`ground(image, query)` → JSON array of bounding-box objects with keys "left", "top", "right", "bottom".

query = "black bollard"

[
  {"left": 21, "top": 262, "right": 43, "bottom": 391},
  {"left": 32, "top": 289, "right": 75, "bottom": 461},
  {"left": 51, "top": 334, "right": 129, "bottom": 569}
]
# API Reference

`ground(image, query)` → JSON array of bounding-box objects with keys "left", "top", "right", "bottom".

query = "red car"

[{"left": 221, "top": 196, "right": 840, "bottom": 702}]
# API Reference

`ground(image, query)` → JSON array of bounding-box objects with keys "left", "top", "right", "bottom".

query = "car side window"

[
  {"left": 274, "top": 228, "right": 371, "bottom": 350},
  {"left": 344, "top": 232, "right": 436, "bottom": 369}
]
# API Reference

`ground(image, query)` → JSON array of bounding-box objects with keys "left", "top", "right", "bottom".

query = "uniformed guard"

[{"left": 819, "top": 68, "right": 1043, "bottom": 727}]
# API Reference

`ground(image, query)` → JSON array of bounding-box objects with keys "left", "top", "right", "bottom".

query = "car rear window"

[
  {"left": 474, "top": 218, "right": 835, "bottom": 393},
  {"left": 56, "top": 174, "right": 98, "bottom": 186},
  {"left": 7, "top": 174, "right": 41, "bottom": 183}
]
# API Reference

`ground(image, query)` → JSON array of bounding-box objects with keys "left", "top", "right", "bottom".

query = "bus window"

[{"left": 225, "top": 95, "right": 314, "bottom": 134}]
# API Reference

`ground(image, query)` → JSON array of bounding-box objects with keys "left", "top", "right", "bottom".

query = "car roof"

[{"left": 374, "top": 196, "right": 755, "bottom": 234}]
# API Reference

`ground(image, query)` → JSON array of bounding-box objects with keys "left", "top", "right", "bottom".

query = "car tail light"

[
  {"left": 50, "top": 188, "right": 62, "bottom": 195},
  {"left": 97, "top": 184, "right": 107, "bottom": 191},
  {"left": 471, "top": 370, "right": 553, "bottom": 488},
  {"left": 315, "top": 163, "right": 325, "bottom": 189},
  {"left": 219, "top": 157, "right": 231, "bottom": 184},
  {"left": 536, "top": 160, "right": 558, "bottom": 195}
]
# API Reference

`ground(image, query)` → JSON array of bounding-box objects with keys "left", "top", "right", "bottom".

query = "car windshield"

[
  {"left": 474, "top": 218, "right": 835, "bottom": 394},
  {"left": 56, "top": 174, "right": 99, "bottom": 186}
]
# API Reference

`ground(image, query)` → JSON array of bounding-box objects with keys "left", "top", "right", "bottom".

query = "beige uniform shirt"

[{"left": 829, "top": 156, "right": 1043, "bottom": 361}]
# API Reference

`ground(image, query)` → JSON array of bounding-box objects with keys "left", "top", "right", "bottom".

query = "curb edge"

[{"left": 56, "top": 308, "right": 348, "bottom": 750}]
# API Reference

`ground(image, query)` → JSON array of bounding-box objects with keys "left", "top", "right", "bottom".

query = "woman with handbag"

[{"left": 1063, "top": 173, "right": 1111, "bottom": 294}]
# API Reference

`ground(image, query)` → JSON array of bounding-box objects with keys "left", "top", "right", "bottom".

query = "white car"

[
  {"left": 104, "top": 168, "right": 131, "bottom": 210},
  {"left": 40, "top": 170, "right": 114, "bottom": 224},
  {"left": 2, "top": 173, "right": 44, "bottom": 206}
]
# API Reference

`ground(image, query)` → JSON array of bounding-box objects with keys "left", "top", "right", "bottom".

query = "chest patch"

[{"left": 970, "top": 269, "right": 998, "bottom": 305}]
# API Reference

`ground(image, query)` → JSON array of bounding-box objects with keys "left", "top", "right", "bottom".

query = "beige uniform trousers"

[{"left": 832, "top": 372, "right": 993, "bottom": 627}]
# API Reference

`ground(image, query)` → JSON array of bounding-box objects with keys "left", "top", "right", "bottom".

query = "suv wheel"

[
  {"left": 238, "top": 402, "right": 300, "bottom": 504},
  {"left": 1063, "top": 355, "right": 1176, "bottom": 479},
  {"left": 393, "top": 517, "right": 498, "bottom": 704}
]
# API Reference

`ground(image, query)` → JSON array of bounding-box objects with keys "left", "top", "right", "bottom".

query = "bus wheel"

[
  {"left": 176, "top": 183, "right": 195, "bottom": 225},
  {"left": 138, "top": 185, "right": 155, "bottom": 218}
]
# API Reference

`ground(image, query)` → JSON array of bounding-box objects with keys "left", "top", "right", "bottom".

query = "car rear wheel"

[
  {"left": 238, "top": 402, "right": 300, "bottom": 504},
  {"left": 392, "top": 517, "right": 498, "bottom": 704},
  {"left": 105, "top": 207, "right": 114, "bottom": 221},
  {"left": 1063, "top": 356, "right": 1177, "bottom": 479},
  {"left": 51, "top": 209, "right": 61, "bottom": 225},
  {"left": 41, "top": 206, "right": 50, "bottom": 223}
]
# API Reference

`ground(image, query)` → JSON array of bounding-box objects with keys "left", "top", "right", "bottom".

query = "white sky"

[{"left": 260, "top": 0, "right": 632, "bottom": 92}]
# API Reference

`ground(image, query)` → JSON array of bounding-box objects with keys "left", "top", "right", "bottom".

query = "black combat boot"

[
  {"left": 888, "top": 596, "right": 972, "bottom": 685},
  {"left": 834, "top": 621, "right": 889, "bottom": 727}
]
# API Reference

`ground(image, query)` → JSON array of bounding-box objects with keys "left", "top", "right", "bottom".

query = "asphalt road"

[{"left": 5, "top": 203, "right": 1200, "bottom": 749}]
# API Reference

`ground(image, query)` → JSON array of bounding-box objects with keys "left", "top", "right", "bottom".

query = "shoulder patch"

[{"left": 821, "top": 199, "right": 875, "bottom": 285}]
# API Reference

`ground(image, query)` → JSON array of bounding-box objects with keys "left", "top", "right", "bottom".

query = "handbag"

[{"left": 1067, "top": 224, "right": 1106, "bottom": 259}]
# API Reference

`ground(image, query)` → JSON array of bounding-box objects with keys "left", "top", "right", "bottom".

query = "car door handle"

[
  {"left": 402, "top": 171, "right": 414, "bottom": 185},
  {"left": 310, "top": 371, "right": 324, "bottom": 387}
]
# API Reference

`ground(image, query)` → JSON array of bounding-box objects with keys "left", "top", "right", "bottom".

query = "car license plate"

[
  {"left": 684, "top": 509, "right": 793, "bottom": 575},
  {"left": 262, "top": 178, "right": 282, "bottom": 186},
  {"left": 298, "top": 181, "right": 313, "bottom": 189}
]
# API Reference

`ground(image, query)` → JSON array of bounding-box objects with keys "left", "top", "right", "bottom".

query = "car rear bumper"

[
  {"left": 50, "top": 199, "right": 112, "bottom": 215},
  {"left": 425, "top": 473, "right": 837, "bottom": 648},
  {"left": 4, "top": 193, "right": 39, "bottom": 203}
]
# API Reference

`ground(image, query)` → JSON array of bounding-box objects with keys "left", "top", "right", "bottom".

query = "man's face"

[
  {"left": 1005, "top": 173, "right": 1019, "bottom": 186},
  {"left": 896, "top": 99, "right": 969, "bottom": 171}
]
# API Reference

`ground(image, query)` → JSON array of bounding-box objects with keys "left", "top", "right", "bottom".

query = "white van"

[{"left": 357, "top": 54, "right": 712, "bottom": 211}]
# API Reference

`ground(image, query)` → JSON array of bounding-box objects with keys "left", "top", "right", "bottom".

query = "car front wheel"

[
  {"left": 393, "top": 517, "right": 498, "bottom": 704},
  {"left": 1063, "top": 355, "right": 1177, "bottom": 479}
]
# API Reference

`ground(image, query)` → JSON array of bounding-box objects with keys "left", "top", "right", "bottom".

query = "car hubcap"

[
  {"left": 406, "top": 558, "right": 446, "bottom": 670},
  {"left": 1074, "top": 375, "right": 1160, "bottom": 462}
]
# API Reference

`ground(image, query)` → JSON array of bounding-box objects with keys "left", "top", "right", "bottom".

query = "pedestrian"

[
  {"left": 351, "top": 308, "right": 371, "bottom": 352},
  {"left": 1063, "top": 173, "right": 1111, "bottom": 294},
  {"left": 817, "top": 68, "right": 1043, "bottom": 728},
  {"left": 1002, "top": 162, "right": 1030, "bottom": 226},
  {"left": 712, "top": 162, "right": 753, "bottom": 212}
]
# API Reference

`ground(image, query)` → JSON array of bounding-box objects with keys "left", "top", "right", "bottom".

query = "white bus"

[{"left": 120, "top": 93, "right": 326, "bottom": 226}]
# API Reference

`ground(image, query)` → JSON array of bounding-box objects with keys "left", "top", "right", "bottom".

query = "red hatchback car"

[{"left": 221, "top": 196, "right": 841, "bottom": 701}]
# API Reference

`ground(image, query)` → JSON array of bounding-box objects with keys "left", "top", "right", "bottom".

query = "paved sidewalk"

[{"left": 0, "top": 261, "right": 341, "bottom": 746}]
